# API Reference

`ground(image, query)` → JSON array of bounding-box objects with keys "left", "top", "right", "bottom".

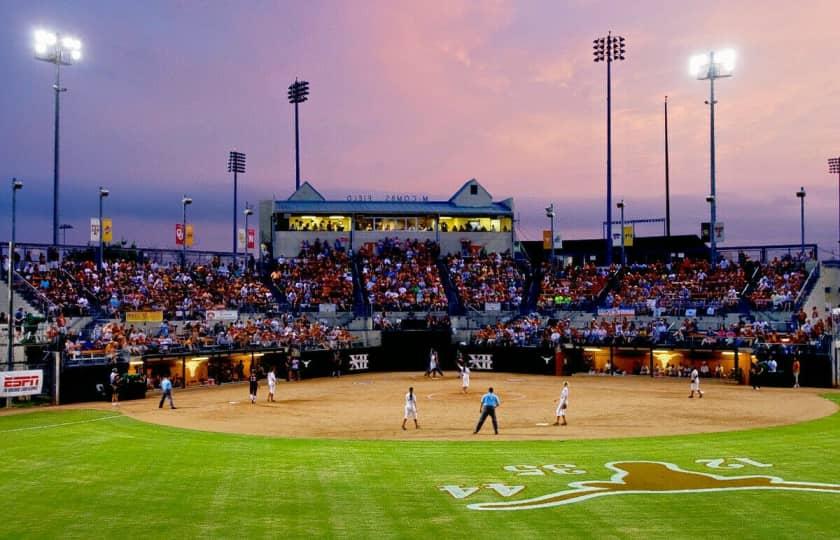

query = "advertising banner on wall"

[
  {"left": 0, "top": 370, "right": 44, "bottom": 398},
  {"left": 125, "top": 311, "right": 164, "bottom": 323}
]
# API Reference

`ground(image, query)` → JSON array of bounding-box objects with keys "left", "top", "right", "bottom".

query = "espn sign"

[{"left": 0, "top": 370, "right": 44, "bottom": 397}]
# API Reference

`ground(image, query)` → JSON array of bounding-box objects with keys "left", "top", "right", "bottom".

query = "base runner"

[{"left": 249, "top": 371, "right": 259, "bottom": 404}]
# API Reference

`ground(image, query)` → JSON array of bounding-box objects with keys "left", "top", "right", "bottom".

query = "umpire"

[{"left": 474, "top": 387, "right": 501, "bottom": 435}]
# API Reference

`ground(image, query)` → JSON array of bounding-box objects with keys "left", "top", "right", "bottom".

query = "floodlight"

[
  {"left": 717, "top": 49, "right": 736, "bottom": 72},
  {"left": 689, "top": 54, "right": 707, "bottom": 77},
  {"left": 182, "top": 196, "right": 193, "bottom": 206}
]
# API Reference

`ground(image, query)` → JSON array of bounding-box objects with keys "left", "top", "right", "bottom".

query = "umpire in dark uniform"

[{"left": 474, "top": 387, "right": 501, "bottom": 434}]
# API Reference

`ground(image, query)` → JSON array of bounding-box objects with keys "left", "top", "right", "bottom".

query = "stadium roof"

[{"left": 271, "top": 179, "right": 514, "bottom": 216}]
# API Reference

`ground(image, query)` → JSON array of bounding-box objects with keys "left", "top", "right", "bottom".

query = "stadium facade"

[{"left": 259, "top": 179, "right": 514, "bottom": 258}]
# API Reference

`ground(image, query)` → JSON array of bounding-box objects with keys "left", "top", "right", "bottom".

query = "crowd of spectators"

[
  {"left": 21, "top": 258, "right": 273, "bottom": 318},
  {"left": 747, "top": 258, "right": 808, "bottom": 310},
  {"left": 446, "top": 251, "right": 525, "bottom": 310},
  {"left": 270, "top": 239, "right": 355, "bottom": 311},
  {"left": 471, "top": 314, "right": 542, "bottom": 346},
  {"left": 359, "top": 238, "right": 447, "bottom": 311},
  {"left": 60, "top": 313, "right": 357, "bottom": 359},
  {"left": 538, "top": 263, "right": 609, "bottom": 310},
  {"left": 604, "top": 258, "right": 747, "bottom": 314}
]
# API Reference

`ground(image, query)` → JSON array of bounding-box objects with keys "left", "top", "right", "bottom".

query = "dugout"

[
  {"left": 562, "top": 344, "right": 748, "bottom": 382},
  {"left": 142, "top": 349, "right": 289, "bottom": 388}
]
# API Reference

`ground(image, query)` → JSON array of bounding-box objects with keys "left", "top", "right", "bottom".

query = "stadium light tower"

[
  {"left": 8, "top": 179, "right": 23, "bottom": 372},
  {"left": 181, "top": 195, "right": 192, "bottom": 266},
  {"left": 545, "top": 204, "right": 556, "bottom": 267},
  {"left": 33, "top": 29, "right": 82, "bottom": 247},
  {"left": 690, "top": 49, "right": 735, "bottom": 267},
  {"left": 288, "top": 79, "right": 310, "bottom": 191},
  {"left": 59, "top": 223, "right": 73, "bottom": 245},
  {"left": 593, "top": 32, "right": 626, "bottom": 266},
  {"left": 830, "top": 157, "right": 840, "bottom": 255},
  {"left": 98, "top": 187, "right": 109, "bottom": 271},
  {"left": 228, "top": 151, "right": 246, "bottom": 258},
  {"left": 617, "top": 199, "right": 626, "bottom": 266},
  {"left": 795, "top": 187, "right": 806, "bottom": 258}
]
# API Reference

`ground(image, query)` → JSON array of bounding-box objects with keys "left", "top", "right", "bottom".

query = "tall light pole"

[
  {"left": 545, "top": 204, "right": 556, "bottom": 267},
  {"left": 244, "top": 205, "right": 254, "bottom": 265},
  {"left": 593, "top": 32, "right": 626, "bottom": 266},
  {"left": 690, "top": 49, "right": 735, "bottom": 267},
  {"left": 228, "top": 151, "right": 246, "bottom": 259},
  {"left": 33, "top": 29, "right": 82, "bottom": 247},
  {"left": 796, "top": 187, "right": 806, "bottom": 258},
  {"left": 617, "top": 199, "right": 626, "bottom": 265},
  {"left": 98, "top": 187, "right": 109, "bottom": 271},
  {"left": 8, "top": 179, "right": 23, "bottom": 372},
  {"left": 288, "top": 79, "right": 310, "bottom": 191},
  {"left": 59, "top": 223, "right": 73, "bottom": 245},
  {"left": 830, "top": 157, "right": 840, "bottom": 256},
  {"left": 181, "top": 195, "right": 192, "bottom": 267},
  {"left": 664, "top": 96, "right": 671, "bottom": 238}
]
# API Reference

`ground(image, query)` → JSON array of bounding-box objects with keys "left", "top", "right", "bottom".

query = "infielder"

[
  {"left": 402, "top": 387, "right": 419, "bottom": 430},
  {"left": 249, "top": 371, "right": 259, "bottom": 404},
  {"left": 460, "top": 365, "right": 470, "bottom": 394},
  {"left": 689, "top": 367, "right": 703, "bottom": 398},
  {"left": 554, "top": 381, "right": 569, "bottom": 425},
  {"left": 474, "top": 387, "right": 500, "bottom": 435},
  {"left": 267, "top": 367, "right": 277, "bottom": 402}
]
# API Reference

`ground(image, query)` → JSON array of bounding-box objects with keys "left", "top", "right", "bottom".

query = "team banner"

[
  {"left": 0, "top": 370, "right": 44, "bottom": 398},
  {"left": 543, "top": 231, "right": 562, "bottom": 249},
  {"left": 125, "top": 311, "right": 164, "bottom": 323},
  {"left": 186, "top": 224, "right": 194, "bottom": 247},
  {"left": 102, "top": 218, "right": 113, "bottom": 244},
  {"left": 206, "top": 310, "right": 238, "bottom": 322},
  {"left": 623, "top": 225, "right": 634, "bottom": 247},
  {"left": 238, "top": 228, "right": 247, "bottom": 250},
  {"left": 90, "top": 218, "right": 101, "bottom": 242},
  {"left": 175, "top": 223, "right": 185, "bottom": 245},
  {"left": 239, "top": 228, "right": 256, "bottom": 250}
]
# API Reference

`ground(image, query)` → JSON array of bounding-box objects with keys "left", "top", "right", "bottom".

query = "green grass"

[{"left": 1, "top": 397, "right": 839, "bottom": 539}]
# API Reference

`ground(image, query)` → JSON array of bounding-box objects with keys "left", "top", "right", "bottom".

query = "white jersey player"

[
  {"left": 402, "top": 387, "right": 419, "bottom": 430},
  {"left": 460, "top": 365, "right": 470, "bottom": 393},
  {"left": 267, "top": 368, "right": 277, "bottom": 402},
  {"left": 689, "top": 368, "right": 704, "bottom": 398},
  {"left": 554, "top": 381, "right": 569, "bottom": 426}
]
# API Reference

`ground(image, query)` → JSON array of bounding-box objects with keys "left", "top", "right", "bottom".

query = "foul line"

[{"left": 0, "top": 414, "right": 122, "bottom": 433}]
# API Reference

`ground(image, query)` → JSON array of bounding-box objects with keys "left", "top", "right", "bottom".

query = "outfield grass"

[{"left": 1, "top": 397, "right": 839, "bottom": 539}]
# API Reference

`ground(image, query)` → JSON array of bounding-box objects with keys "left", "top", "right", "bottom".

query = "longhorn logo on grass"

[
  {"left": 467, "top": 354, "right": 493, "bottom": 370},
  {"left": 348, "top": 354, "right": 369, "bottom": 371},
  {"left": 463, "top": 461, "right": 840, "bottom": 511}
]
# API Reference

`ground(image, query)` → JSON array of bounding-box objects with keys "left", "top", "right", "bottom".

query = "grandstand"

[{"left": 1, "top": 179, "right": 837, "bottom": 402}]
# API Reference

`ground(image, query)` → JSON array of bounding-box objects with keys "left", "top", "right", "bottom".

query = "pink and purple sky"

[{"left": 1, "top": 0, "right": 839, "bottom": 254}]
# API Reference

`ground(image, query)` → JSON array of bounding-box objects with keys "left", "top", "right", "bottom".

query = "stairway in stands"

[{"left": 436, "top": 259, "right": 465, "bottom": 316}]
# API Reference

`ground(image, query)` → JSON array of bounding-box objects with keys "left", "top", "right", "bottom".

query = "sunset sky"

[{"left": 1, "top": 0, "right": 839, "bottom": 255}]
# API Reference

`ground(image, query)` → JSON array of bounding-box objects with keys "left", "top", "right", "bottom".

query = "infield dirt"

[{"left": 77, "top": 372, "right": 839, "bottom": 441}]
